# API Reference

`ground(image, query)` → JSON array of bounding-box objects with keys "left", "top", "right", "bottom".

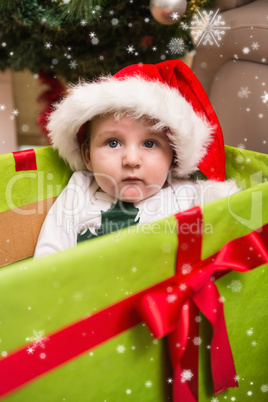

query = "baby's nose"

[{"left": 122, "top": 147, "right": 141, "bottom": 168}]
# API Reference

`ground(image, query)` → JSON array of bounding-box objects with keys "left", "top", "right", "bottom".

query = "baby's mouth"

[{"left": 122, "top": 177, "right": 142, "bottom": 182}]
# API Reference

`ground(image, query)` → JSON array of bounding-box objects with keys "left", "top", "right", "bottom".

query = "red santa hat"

[{"left": 48, "top": 59, "right": 225, "bottom": 181}]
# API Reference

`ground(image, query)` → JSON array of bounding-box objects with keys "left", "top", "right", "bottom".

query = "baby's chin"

[
  {"left": 117, "top": 186, "right": 158, "bottom": 204},
  {"left": 118, "top": 189, "right": 145, "bottom": 204}
]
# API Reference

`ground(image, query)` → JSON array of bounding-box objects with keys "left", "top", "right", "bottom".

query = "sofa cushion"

[{"left": 214, "top": 0, "right": 255, "bottom": 11}]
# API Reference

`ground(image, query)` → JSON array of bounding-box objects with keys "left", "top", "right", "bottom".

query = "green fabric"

[
  {"left": 0, "top": 146, "right": 72, "bottom": 213},
  {"left": 77, "top": 201, "right": 140, "bottom": 242}
]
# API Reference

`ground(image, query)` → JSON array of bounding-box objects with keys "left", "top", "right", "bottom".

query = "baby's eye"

[
  {"left": 107, "top": 139, "right": 120, "bottom": 148},
  {"left": 143, "top": 140, "right": 156, "bottom": 148}
]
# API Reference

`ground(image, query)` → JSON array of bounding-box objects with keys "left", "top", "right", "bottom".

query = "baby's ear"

[{"left": 81, "top": 142, "right": 93, "bottom": 171}]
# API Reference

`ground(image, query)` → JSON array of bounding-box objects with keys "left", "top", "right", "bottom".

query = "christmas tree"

[{"left": 0, "top": 0, "right": 214, "bottom": 82}]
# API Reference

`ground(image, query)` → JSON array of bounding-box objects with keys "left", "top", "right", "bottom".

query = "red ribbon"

[
  {"left": 140, "top": 208, "right": 268, "bottom": 401},
  {"left": 0, "top": 208, "right": 267, "bottom": 400},
  {"left": 12, "top": 149, "right": 37, "bottom": 171}
]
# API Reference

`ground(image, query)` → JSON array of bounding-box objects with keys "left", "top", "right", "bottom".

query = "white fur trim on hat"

[{"left": 48, "top": 76, "right": 214, "bottom": 177}]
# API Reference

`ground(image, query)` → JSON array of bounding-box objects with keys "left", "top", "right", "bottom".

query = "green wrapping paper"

[
  {"left": 0, "top": 145, "right": 267, "bottom": 401},
  {"left": 0, "top": 217, "right": 178, "bottom": 401},
  {"left": 0, "top": 146, "right": 72, "bottom": 213},
  {"left": 0, "top": 147, "right": 72, "bottom": 266},
  {"left": 199, "top": 267, "right": 268, "bottom": 401}
]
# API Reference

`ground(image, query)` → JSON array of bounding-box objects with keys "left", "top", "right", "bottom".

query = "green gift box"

[{"left": 0, "top": 146, "right": 267, "bottom": 401}]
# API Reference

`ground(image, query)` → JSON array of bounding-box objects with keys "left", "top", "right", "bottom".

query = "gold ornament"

[{"left": 150, "top": 0, "right": 188, "bottom": 25}]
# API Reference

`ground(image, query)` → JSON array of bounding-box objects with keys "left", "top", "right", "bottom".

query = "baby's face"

[{"left": 81, "top": 115, "right": 173, "bottom": 203}]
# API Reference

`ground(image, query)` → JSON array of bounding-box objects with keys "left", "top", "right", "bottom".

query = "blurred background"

[{"left": 0, "top": 0, "right": 267, "bottom": 154}]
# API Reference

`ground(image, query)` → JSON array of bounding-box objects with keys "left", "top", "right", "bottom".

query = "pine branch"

[
  {"left": 0, "top": 0, "right": 216, "bottom": 82},
  {"left": 57, "top": 0, "right": 103, "bottom": 23}
]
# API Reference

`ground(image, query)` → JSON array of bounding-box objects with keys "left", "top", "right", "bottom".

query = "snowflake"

[
  {"left": 91, "top": 37, "right": 99, "bottom": 45},
  {"left": 234, "top": 375, "right": 241, "bottom": 381},
  {"left": 131, "top": 266, "right": 137, "bottom": 273},
  {"left": 167, "top": 38, "right": 185, "bottom": 55},
  {"left": 40, "top": 353, "right": 46, "bottom": 359},
  {"left": 247, "top": 328, "right": 253, "bottom": 336},
  {"left": 261, "top": 384, "right": 268, "bottom": 392},
  {"left": 27, "top": 347, "right": 34, "bottom": 354},
  {"left": 190, "top": 9, "right": 230, "bottom": 47},
  {"left": 238, "top": 87, "right": 251, "bottom": 99},
  {"left": 44, "top": 42, "right": 52, "bottom": 49},
  {"left": 0, "top": 104, "right": 6, "bottom": 111},
  {"left": 111, "top": 18, "right": 119, "bottom": 25},
  {"left": 12, "top": 109, "right": 19, "bottom": 116},
  {"left": 69, "top": 60, "right": 78, "bottom": 69},
  {"left": 236, "top": 152, "right": 245, "bottom": 159},
  {"left": 126, "top": 45, "right": 135, "bottom": 53},
  {"left": 261, "top": 91, "right": 268, "bottom": 104},
  {"left": 171, "top": 12, "right": 180, "bottom": 21},
  {"left": 242, "top": 47, "right": 250, "bottom": 54},
  {"left": 180, "top": 21, "right": 189, "bottom": 30},
  {"left": 247, "top": 391, "right": 253, "bottom": 396},
  {"left": 145, "top": 380, "right": 153, "bottom": 388},
  {"left": 251, "top": 42, "right": 260, "bottom": 50},
  {"left": 26, "top": 330, "right": 49, "bottom": 352},
  {"left": 126, "top": 389, "right": 132, "bottom": 394},
  {"left": 228, "top": 280, "right": 243, "bottom": 292},
  {"left": 166, "top": 294, "right": 178, "bottom": 303},
  {"left": 179, "top": 283, "right": 187, "bottom": 291},
  {"left": 167, "top": 378, "right": 173, "bottom": 384},
  {"left": 181, "top": 369, "right": 194, "bottom": 383},
  {"left": 181, "top": 263, "right": 192, "bottom": 275},
  {"left": 251, "top": 341, "right": 257, "bottom": 346},
  {"left": 193, "top": 337, "right": 202, "bottom": 345},
  {"left": 89, "top": 32, "right": 96, "bottom": 38},
  {"left": 116, "top": 345, "right": 126, "bottom": 353},
  {"left": 80, "top": 19, "right": 87, "bottom": 26},
  {"left": 211, "top": 398, "right": 219, "bottom": 402}
]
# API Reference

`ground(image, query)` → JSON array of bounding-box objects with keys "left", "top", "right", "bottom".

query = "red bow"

[{"left": 139, "top": 207, "right": 268, "bottom": 401}]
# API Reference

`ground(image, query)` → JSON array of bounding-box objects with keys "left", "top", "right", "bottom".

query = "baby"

[{"left": 34, "top": 59, "right": 239, "bottom": 258}]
